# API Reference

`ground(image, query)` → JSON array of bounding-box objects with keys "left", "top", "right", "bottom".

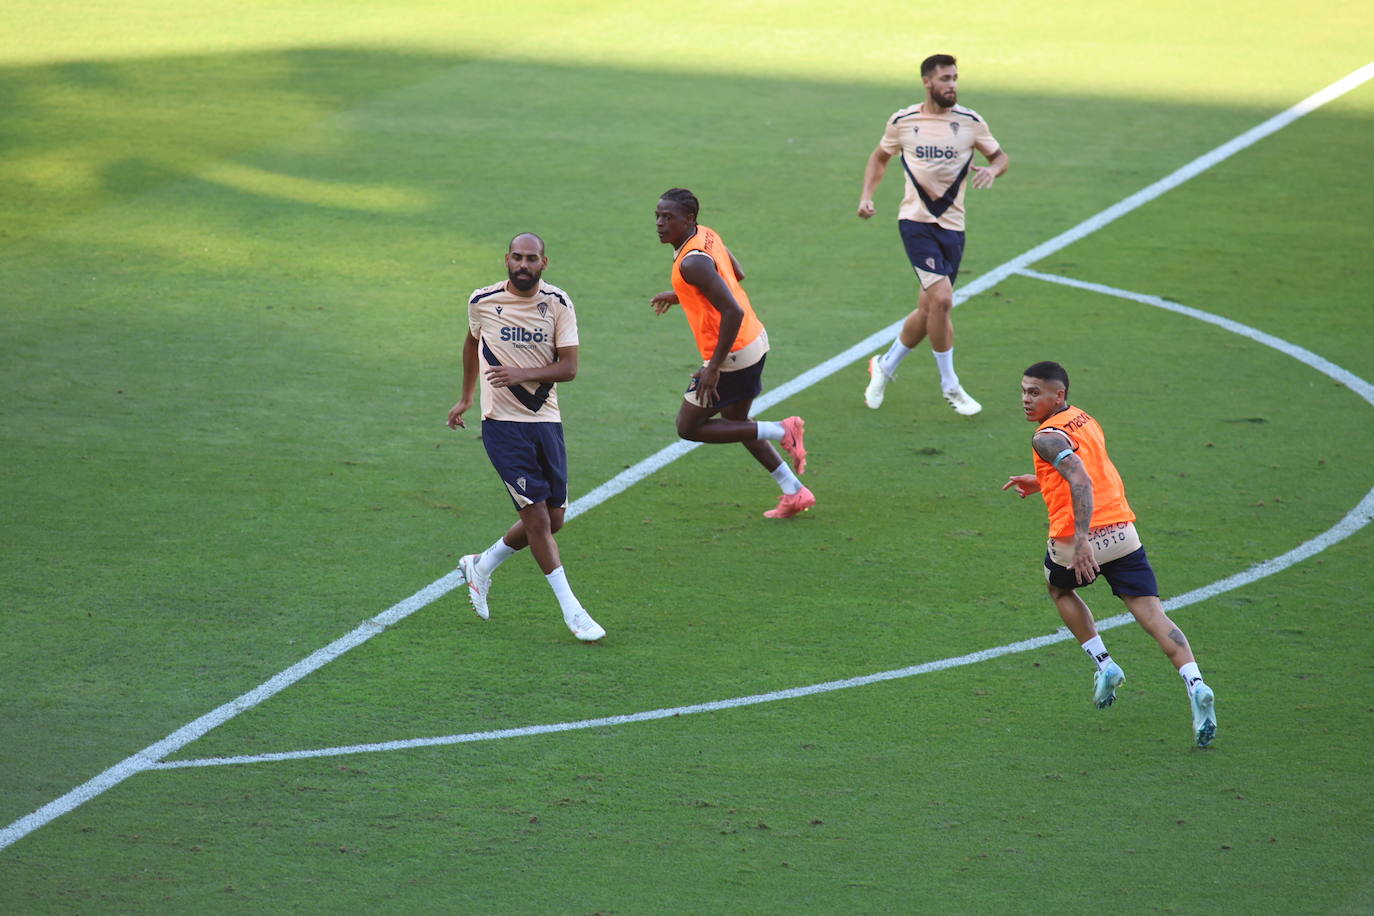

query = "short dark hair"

[
  {"left": 921, "top": 53, "right": 957, "bottom": 77},
  {"left": 508, "top": 231, "right": 544, "bottom": 255},
  {"left": 659, "top": 188, "right": 700, "bottom": 220},
  {"left": 1024, "top": 361, "right": 1070, "bottom": 397}
]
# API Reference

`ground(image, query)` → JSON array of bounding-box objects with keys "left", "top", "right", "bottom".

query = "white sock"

[
  {"left": 932, "top": 348, "right": 959, "bottom": 390},
  {"left": 877, "top": 339, "right": 912, "bottom": 377},
  {"left": 477, "top": 537, "right": 518, "bottom": 578},
  {"left": 545, "top": 566, "right": 583, "bottom": 619},
  {"left": 771, "top": 462, "right": 802, "bottom": 495},
  {"left": 1179, "top": 661, "right": 1205, "bottom": 696},
  {"left": 1081, "top": 635, "right": 1112, "bottom": 671},
  {"left": 755, "top": 420, "right": 785, "bottom": 441}
]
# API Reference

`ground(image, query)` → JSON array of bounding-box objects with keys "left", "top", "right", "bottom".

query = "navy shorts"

[
  {"left": 685, "top": 354, "right": 766, "bottom": 411},
  {"left": 899, "top": 219, "right": 965, "bottom": 286},
  {"left": 1044, "top": 545, "right": 1160, "bottom": 598},
  {"left": 481, "top": 419, "right": 568, "bottom": 510}
]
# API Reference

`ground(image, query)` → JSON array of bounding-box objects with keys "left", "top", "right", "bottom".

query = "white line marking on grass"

[
  {"left": 159, "top": 493, "right": 1374, "bottom": 772},
  {"left": 135, "top": 629, "right": 1121, "bottom": 770},
  {"left": 146, "top": 274, "right": 1374, "bottom": 770},
  {"left": 746, "top": 61, "right": 1374, "bottom": 408},
  {"left": 1012, "top": 269, "right": 1374, "bottom": 606},
  {"left": 3, "top": 61, "right": 1371, "bottom": 853},
  {"left": 1017, "top": 269, "right": 1374, "bottom": 405},
  {"left": 0, "top": 571, "right": 463, "bottom": 851}
]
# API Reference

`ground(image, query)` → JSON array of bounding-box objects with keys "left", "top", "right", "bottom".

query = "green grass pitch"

[{"left": 2, "top": 1, "right": 1372, "bottom": 912}]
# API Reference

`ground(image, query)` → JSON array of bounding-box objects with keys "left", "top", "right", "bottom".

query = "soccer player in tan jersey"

[
  {"left": 446, "top": 232, "right": 605, "bottom": 642},
  {"left": 857, "top": 53, "right": 1009, "bottom": 416},
  {"left": 1003, "top": 361, "right": 1217, "bottom": 747}
]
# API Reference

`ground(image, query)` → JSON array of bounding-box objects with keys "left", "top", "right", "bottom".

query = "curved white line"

[
  {"left": 1016, "top": 269, "right": 1374, "bottom": 405},
  {"left": 151, "top": 281, "right": 1374, "bottom": 770},
  {"left": 154, "top": 488, "right": 1374, "bottom": 771},
  {"left": 5, "top": 61, "right": 1372, "bottom": 852}
]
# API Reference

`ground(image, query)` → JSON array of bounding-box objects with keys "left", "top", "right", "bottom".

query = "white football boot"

[
  {"left": 864, "top": 356, "right": 893, "bottom": 409},
  {"left": 942, "top": 384, "right": 982, "bottom": 416},
  {"left": 458, "top": 554, "right": 491, "bottom": 620}
]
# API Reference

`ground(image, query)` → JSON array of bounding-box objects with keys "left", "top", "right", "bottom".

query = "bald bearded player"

[{"left": 447, "top": 232, "right": 605, "bottom": 642}]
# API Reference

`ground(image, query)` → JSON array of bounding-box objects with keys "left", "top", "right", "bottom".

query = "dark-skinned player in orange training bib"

[
  {"left": 1003, "top": 361, "right": 1217, "bottom": 747},
  {"left": 649, "top": 188, "right": 813, "bottom": 519}
]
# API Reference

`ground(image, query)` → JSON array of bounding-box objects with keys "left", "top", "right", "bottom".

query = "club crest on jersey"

[
  {"left": 537, "top": 301, "right": 548, "bottom": 318},
  {"left": 950, "top": 122, "right": 960, "bottom": 135}
]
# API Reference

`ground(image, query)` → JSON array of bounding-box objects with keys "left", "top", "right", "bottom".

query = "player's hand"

[
  {"left": 446, "top": 398, "right": 471, "bottom": 429},
  {"left": 692, "top": 365, "right": 721, "bottom": 407},
  {"left": 970, "top": 165, "right": 997, "bottom": 189},
  {"left": 1002, "top": 474, "right": 1040, "bottom": 498},
  {"left": 1070, "top": 536, "right": 1100, "bottom": 585},
  {"left": 857, "top": 199, "right": 876, "bottom": 219},
  {"left": 650, "top": 291, "right": 678, "bottom": 315},
  {"left": 484, "top": 365, "right": 527, "bottom": 388}
]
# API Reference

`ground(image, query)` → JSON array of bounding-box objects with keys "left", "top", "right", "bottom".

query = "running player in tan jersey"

[
  {"left": 446, "top": 232, "right": 604, "bottom": 642},
  {"left": 649, "top": 188, "right": 814, "bottom": 519},
  {"left": 1003, "top": 361, "right": 1217, "bottom": 747},
  {"left": 857, "top": 53, "right": 1009, "bottom": 417}
]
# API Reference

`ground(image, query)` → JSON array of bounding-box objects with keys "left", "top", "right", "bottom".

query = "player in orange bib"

[
  {"left": 1002, "top": 361, "right": 1217, "bottom": 747},
  {"left": 649, "top": 188, "right": 814, "bottom": 519}
]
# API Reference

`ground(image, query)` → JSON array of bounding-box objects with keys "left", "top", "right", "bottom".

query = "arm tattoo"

[
  {"left": 1032, "top": 430, "right": 1072, "bottom": 463},
  {"left": 1069, "top": 471, "right": 1094, "bottom": 538}
]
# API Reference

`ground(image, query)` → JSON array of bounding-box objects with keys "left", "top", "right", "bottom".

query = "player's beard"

[
  {"left": 509, "top": 268, "right": 539, "bottom": 291},
  {"left": 933, "top": 88, "right": 956, "bottom": 108}
]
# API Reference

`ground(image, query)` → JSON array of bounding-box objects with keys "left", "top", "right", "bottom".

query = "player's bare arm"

[
  {"left": 447, "top": 332, "right": 482, "bottom": 429},
  {"left": 1035, "top": 430, "right": 1099, "bottom": 584},
  {"left": 970, "top": 147, "right": 1010, "bottom": 189},
  {"left": 650, "top": 289, "right": 679, "bottom": 315},
  {"left": 680, "top": 253, "right": 743, "bottom": 405},
  {"left": 727, "top": 248, "right": 745, "bottom": 282},
  {"left": 484, "top": 346, "right": 580, "bottom": 389},
  {"left": 857, "top": 145, "right": 893, "bottom": 218}
]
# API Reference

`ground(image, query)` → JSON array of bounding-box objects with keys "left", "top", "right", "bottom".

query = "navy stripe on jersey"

[
  {"left": 891, "top": 106, "right": 980, "bottom": 125},
  {"left": 470, "top": 287, "right": 505, "bottom": 305},
  {"left": 481, "top": 337, "right": 553, "bottom": 413},
  {"left": 899, "top": 152, "right": 974, "bottom": 219},
  {"left": 541, "top": 287, "right": 570, "bottom": 308}
]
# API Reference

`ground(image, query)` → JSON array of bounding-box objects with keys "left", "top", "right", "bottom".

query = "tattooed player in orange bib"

[{"left": 1004, "top": 361, "right": 1217, "bottom": 746}]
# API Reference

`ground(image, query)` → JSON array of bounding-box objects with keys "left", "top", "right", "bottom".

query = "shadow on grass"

[{"left": 2, "top": 46, "right": 1371, "bottom": 884}]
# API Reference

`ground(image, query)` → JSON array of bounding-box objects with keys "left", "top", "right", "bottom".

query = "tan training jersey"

[
  {"left": 878, "top": 103, "right": 1000, "bottom": 231},
  {"left": 467, "top": 281, "right": 579, "bottom": 423}
]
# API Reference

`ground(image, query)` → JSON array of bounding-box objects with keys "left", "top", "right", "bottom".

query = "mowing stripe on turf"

[{"left": 3, "top": 60, "right": 1371, "bottom": 854}]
